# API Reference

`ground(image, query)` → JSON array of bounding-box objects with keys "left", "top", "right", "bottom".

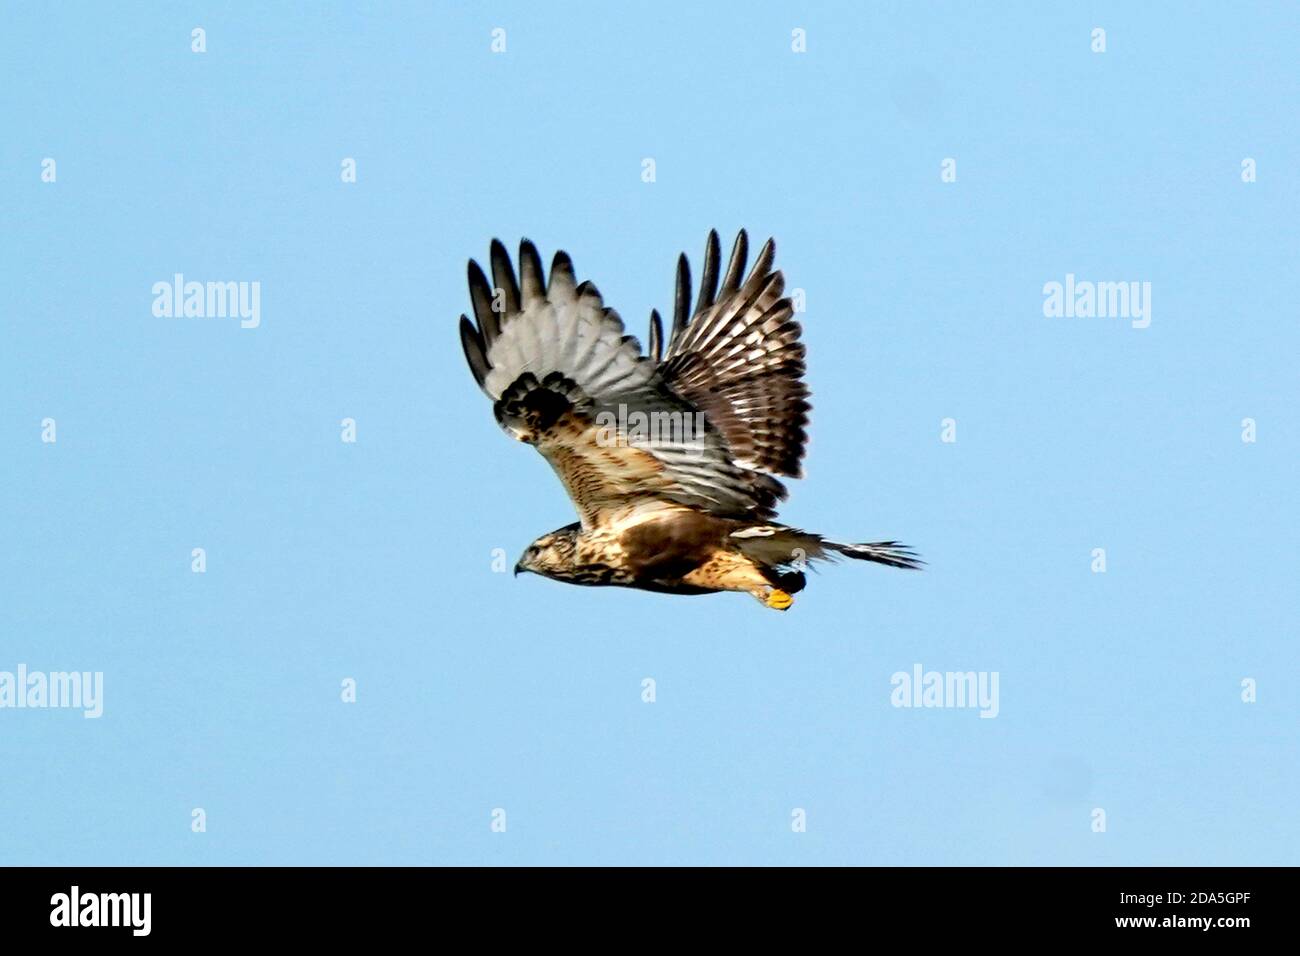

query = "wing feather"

[
  {"left": 718, "top": 229, "right": 748, "bottom": 298},
  {"left": 458, "top": 235, "right": 808, "bottom": 528},
  {"left": 659, "top": 231, "right": 809, "bottom": 478},
  {"left": 489, "top": 239, "right": 521, "bottom": 317}
]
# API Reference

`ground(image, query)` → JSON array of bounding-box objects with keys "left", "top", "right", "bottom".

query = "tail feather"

[
  {"left": 825, "top": 540, "right": 925, "bottom": 570},
  {"left": 731, "top": 524, "right": 924, "bottom": 574}
]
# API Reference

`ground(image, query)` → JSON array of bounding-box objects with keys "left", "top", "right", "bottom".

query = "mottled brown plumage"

[{"left": 458, "top": 230, "right": 921, "bottom": 610}]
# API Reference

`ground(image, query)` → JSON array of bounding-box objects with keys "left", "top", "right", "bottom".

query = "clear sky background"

[{"left": 2, "top": 2, "right": 1296, "bottom": 866}]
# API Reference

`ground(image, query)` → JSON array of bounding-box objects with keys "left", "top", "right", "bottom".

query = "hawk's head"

[{"left": 514, "top": 523, "right": 581, "bottom": 581}]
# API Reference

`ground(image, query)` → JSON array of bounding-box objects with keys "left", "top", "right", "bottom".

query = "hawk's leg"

[
  {"left": 750, "top": 586, "right": 794, "bottom": 611},
  {"left": 671, "top": 543, "right": 794, "bottom": 610}
]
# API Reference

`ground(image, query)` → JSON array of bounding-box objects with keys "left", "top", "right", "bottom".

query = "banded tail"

[
  {"left": 823, "top": 539, "right": 924, "bottom": 570},
  {"left": 731, "top": 524, "right": 925, "bottom": 592}
]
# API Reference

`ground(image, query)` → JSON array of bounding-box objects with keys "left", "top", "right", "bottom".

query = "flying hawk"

[{"left": 458, "top": 230, "right": 921, "bottom": 610}]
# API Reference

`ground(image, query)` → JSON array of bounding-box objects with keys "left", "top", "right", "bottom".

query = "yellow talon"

[{"left": 765, "top": 588, "right": 794, "bottom": 610}]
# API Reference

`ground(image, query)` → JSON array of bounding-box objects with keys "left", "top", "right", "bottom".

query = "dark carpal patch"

[{"left": 495, "top": 371, "right": 587, "bottom": 435}]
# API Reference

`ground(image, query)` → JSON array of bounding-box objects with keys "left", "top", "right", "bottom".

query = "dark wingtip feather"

[
  {"left": 750, "top": 237, "right": 776, "bottom": 282},
  {"left": 720, "top": 229, "right": 749, "bottom": 296},
  {"left": 467, "top": 258, "right": 500, "bottom": 344},
  {"left": 466, "top": 257, "right": 489, "bottom": 295},
  {"left": 459, "top": 315, "right": 489, "bottom": 389},
  {"left": 648, "top": 309, "right": 664, "bottom": 362},
  {"left": 548, "top": 250, "right": 575, "bottom": 295},
  {"left": 574, "top": 280, "right": 602, "bottom": 302},
  {"left": 672, "top": 253, "right": 691, "bottom": 339},
  {"left": 697, "top": 229, "right": 722, "bottom": 315},
  {"left": 518, "top": 238, "right": 545, "bottom": 304},
  {"left": 488, "top": 238, "right": 521, "bottom": 316}
]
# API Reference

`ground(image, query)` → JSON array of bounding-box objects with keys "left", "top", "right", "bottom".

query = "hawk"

[{"left": 458, "top": 230, "right": 921, "bottom": 610}]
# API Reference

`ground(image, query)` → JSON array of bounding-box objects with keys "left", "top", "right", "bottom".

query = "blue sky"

[{"left": 2, "top": 2, "right": 1296, "bottom": 865}]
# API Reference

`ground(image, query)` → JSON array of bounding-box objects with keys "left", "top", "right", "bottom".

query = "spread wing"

[
  {"left": 655, "top": 229, "right": 809, "bottom": 479},
  {"left": 458, "top": 231, "right": 810, "bottom": 529}
]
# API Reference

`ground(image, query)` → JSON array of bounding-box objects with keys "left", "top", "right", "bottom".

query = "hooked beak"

[{"left": 513, "top": 561, "right": 523, "bottom": 577}]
